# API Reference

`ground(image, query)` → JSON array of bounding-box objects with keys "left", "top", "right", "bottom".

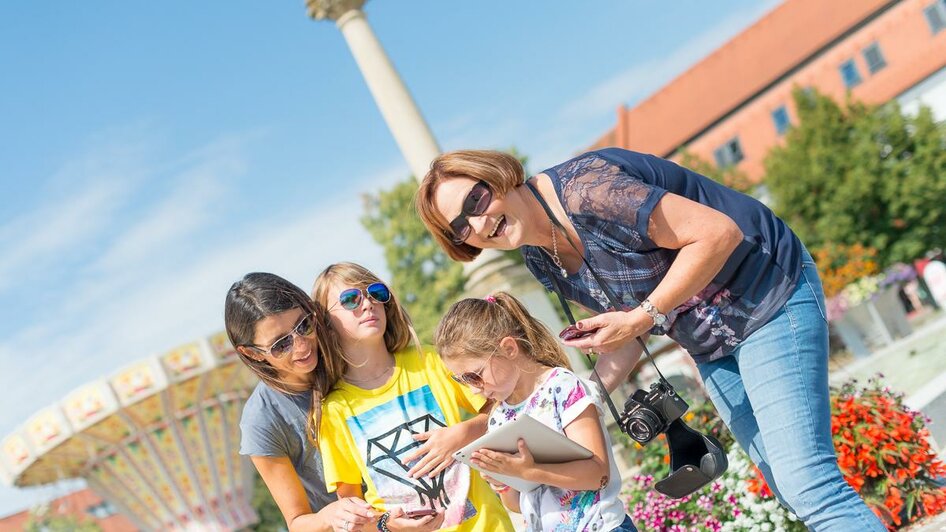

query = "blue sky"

[{"left": 0, "top": 0, "right": 781, "bottom": 517}]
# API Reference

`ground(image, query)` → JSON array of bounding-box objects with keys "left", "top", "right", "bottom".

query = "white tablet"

[{"left": 453, "top": 414, "right": 593, "bottom": 493}]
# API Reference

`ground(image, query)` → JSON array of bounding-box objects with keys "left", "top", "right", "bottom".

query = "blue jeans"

[{"left": 697, "top": 253, "right": 885, "bottom": 531}]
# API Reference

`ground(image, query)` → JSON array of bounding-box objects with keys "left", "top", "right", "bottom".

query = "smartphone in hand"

[
  {"left": 404, "top": 508, "right": 437, "bottom": 519},
  {"left": 559, "top": 324, "right": 599, "bottom": 341}
]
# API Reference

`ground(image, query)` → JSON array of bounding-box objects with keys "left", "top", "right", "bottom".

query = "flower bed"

[{"left": 621, "top": 377, "right": 946, "bottom": 530}]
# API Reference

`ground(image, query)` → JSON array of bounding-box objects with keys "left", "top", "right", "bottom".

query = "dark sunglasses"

[
  {"left": 448, "top": 181, "right": 492, "bottom": 245},
  {"left": 246, "top": 313, "right": 316, "bottom": 359},
  {"left": 450, "top": 352, "right": 495, "bottom": 388},
  {"left": 337, "top": 282, "right": 391, "bottom": 311}
]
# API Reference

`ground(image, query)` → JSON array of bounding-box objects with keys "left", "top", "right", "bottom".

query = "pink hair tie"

[{"left": 485, "top": 295, "right": 497, "bottom": 304}]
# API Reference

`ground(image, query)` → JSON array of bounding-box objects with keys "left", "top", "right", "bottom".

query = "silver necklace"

[
  {"left": 549, "top": 226, "right": 568, "bottom": 278},
  {"left": 344, "top": 362, "right": 392, "bottom": 386}
]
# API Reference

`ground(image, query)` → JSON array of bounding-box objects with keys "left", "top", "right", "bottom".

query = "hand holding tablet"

[{"left": 452, "top": 414, "right": 592, "bottom": 492}]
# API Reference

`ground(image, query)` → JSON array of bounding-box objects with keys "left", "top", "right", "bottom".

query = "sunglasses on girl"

[
  {"left": 448, "top": 180, "right": 492, "bottom": 245},
  {"left": 337, "top": 282, "right": 391, "bottom": 310},
  {"left": 450, "top": 352, "right": 495, "bottom": 388},
  {"left": 246, "top": 313, "right": 316, "bottom": 359}
]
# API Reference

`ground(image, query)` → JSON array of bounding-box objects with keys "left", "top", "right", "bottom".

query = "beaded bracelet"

[{"left": 376, "top": 511, "right": 391, "bottom": 532}]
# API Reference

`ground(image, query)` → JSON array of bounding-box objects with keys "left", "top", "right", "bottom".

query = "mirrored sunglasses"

[
  {"left": 338, "top": 282, "right": 391, "bottom": 311},
  {"left": 249, "top": 313, "right": 316, "bottom": 359},
  {"left": 448, "top": 181, "right": 492, "bottom": 245}
]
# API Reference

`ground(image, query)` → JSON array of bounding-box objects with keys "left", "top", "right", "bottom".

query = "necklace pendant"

[{"left": 560, "top": 267, "right": 568, "bottom": 277}]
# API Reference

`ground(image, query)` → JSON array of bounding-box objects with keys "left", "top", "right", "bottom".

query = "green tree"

[
  {"left": 678, "top": 149, "right": 754, "bottom": 194},
  {"left": 24, "top": 512, "right": 102, "bottom": 532},
  {"left": 361, "top": 177, "right": 466, "bottom": 342},
  {"left": 764, "top": 87, "right": 946, "bottom": 267},
  {"left": 250, "top": 472, "right": 287, "bottom": 531}
]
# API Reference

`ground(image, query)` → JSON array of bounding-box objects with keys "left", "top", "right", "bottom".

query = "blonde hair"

[
  {"left": 434, "top": 291, "right": 571, "bottom": 370},
  {"left": 224, "top": 272, "right": 344, "bottom": 447},
  {"left": 311, "top": 262, "right": 420, "bottom": 373},
  {"left": 415, "top": 150, "right": 526, "bottom": 262}
]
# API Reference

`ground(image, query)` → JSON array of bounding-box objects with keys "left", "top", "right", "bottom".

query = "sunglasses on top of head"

[
  {"left": 245, "top": 313, "right": 316, "bottom": 359},
  {"left": 448, "top": 180, "right": 492, "bottom": 245},
  {"left": 336, "top": 282, "right": 392, "bottom": 311}
]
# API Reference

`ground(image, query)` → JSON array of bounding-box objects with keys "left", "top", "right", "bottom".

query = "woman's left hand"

[
  {"left": 470, "top": 438, "right": 535, "bottom": 479},
  {"left": 561, "top": 309, "right": 653, "bottom": 353},
  {"left": 404, "top": 423, "right": 469, "bottom": 479}
]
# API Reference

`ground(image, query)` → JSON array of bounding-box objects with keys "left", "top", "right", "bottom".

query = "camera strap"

[{"left": 524, "top": 182, "right": 671, "bottom": 422}]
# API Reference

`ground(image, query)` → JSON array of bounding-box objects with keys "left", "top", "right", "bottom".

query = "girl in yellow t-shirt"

[{"left": 312, "top": 262, "right": 513, "bottom": 532}]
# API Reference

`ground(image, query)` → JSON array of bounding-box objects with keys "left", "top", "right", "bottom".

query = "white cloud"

[
  {"left": 555, "top": 0, "right": 783, "bottom": 155},
  {"left": 563, "top": 0, "right": 782, "bottom": 119},
  {"left": 0, "top": 181, "right": 129, "bottom": 293},
  {"left": 0, "top": 150, "right": 394, "bottom": 437},
  {"left": 0, "top": 131, "right": 401, "bottom": 515},
  {"left": 89, "top": 155, "right": 234, "bottom": 274}
]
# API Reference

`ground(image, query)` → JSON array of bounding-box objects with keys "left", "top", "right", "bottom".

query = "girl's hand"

[
  {"left": 385, "top": 507, "right": 446, "bottom": 531},
  {"left": 481, "top": 474, "right": 511, "bottom": 494},
  {"left": 471, "top": 438, "right": 535, "bottom": 480},
  {"left": 560, "top": 309, "right": 652, "bottom": 353},
  {"left": 405, "top": 423, "right": 468, "bottom": 479},
  {"left": 325, "top": 497, "right": 378, "bottom": 532}
]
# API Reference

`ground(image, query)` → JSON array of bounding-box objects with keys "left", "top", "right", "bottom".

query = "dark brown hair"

[{"left": 224, "top": 272, "right": 343, "bottom": 447}]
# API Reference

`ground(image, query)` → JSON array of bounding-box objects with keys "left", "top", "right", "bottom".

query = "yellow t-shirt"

[{"left": 320, "top": 347, "right": 512, "bottom": 531}]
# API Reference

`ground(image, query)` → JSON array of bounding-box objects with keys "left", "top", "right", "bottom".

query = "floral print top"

[
  {"left": 489, "top": 368, "right": 627, "bottom": 531},
  {"left": 522, "top": 148, "right": 802, "bottom": 362}
]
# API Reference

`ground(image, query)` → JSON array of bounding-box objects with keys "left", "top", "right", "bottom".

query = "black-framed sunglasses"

[
  {"left": 337, "top": 282, "right": 391, "bottom": 311},
  {"left": 450, "top": 352, "right": 495, "bottom": 388},
  {"left": 245, "top": 313, "right": 316, "bottom": 359},
  {"left": 448, "top": 180, "right": 492, "bottom": 245}
]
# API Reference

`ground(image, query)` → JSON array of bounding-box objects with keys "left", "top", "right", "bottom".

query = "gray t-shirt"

[{"left": 240, "top": 381, "right": 334, "bottom": 511}]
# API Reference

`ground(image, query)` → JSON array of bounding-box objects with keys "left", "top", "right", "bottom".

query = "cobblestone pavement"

[{"left": 907, "top": 511, "right": 946, "bottom": 531}]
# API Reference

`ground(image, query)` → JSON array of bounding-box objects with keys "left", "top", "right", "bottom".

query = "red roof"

[
  {"left": 0, "top": 488, "right": 136, "bottom": 531},
  {"left": 594, "top": 0, "right": 897, "bottom": 155}
]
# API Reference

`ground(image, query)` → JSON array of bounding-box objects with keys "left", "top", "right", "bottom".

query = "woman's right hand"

[
  {"left": 324, "top": 497, "right": 378, "bottom": 532},
  {"left": 385, "top": 507, "right": 446, "bottom": 531}
]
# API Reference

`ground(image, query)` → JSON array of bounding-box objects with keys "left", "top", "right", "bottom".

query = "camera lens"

[{"left": 624, "top": 409, "right": 662, "bottom": 444}]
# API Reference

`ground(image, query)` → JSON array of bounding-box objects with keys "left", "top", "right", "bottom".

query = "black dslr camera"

[
  {"left": 619, "top": 379, "right": 728, "bottom": 499},
  {"left": 620, "top": 380, "right": 688, "bottom": 444}
]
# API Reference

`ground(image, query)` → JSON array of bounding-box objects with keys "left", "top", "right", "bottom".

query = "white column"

[{"left": 329, "top": 7, "right": 440, "bottom": 179}]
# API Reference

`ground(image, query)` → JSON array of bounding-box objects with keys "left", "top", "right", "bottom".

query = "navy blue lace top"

[{"left": 522, "top": 148, "right": 802, "bottom": 362}]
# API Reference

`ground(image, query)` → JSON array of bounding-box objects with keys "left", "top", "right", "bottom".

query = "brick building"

[{"left": 590, "top": 0, "right": 946, "bottom": 180}]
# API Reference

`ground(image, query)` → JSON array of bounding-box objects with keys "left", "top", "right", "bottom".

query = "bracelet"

[
  {"left": 494, "top": 484, "right": 511, "bottom": 494},
  {"left": 376, "top": 511, "right": 391, "bottom": 532}
]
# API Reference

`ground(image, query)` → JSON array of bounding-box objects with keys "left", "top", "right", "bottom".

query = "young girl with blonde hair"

[
  {"left": 435, "top": 291, "right": 635, "bottom": 532},
  {"left": 312, "top": 262, "right": 513, "bottom": 532}
]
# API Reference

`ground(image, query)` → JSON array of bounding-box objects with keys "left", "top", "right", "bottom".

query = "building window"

[
  {"left": 924, "top": 0, "right": 946, "bottom": 34},
  {"left": 839, "top": 59, "right": 863, "bottom": 89},
  {"left": 713, "top": 137, "right": 744, "bottom": 168},
  {"left": 772, "top": 106, "right": 790, "bottom": 135},
  {"left": 863, "top": 42, "right": 887, "bottom": 74},
  {"left": 86, "top": 501, "right": 117, "bottom": 519}
]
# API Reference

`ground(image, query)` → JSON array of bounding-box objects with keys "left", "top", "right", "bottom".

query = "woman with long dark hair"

[{"left": 226, "top": 272, "right": 375, "bottom": 532}]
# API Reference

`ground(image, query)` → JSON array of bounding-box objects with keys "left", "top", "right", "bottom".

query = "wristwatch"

[{"left": 640, "top": 299, "right": 668, "bottom": 327}]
